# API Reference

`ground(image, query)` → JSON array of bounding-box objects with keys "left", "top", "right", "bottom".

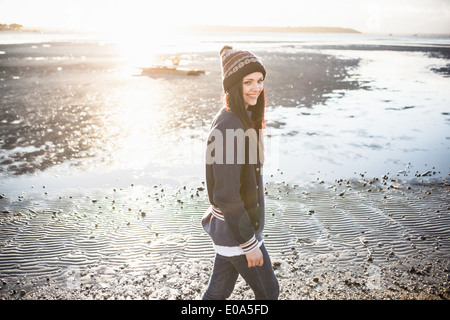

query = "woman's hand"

[{"left": 245, "top": 247, "right": 263, "bottom": 268}]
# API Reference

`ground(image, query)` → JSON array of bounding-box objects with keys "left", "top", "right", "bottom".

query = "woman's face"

[{"left": 242, "top": 72, "right": 264, "bottom": 108}]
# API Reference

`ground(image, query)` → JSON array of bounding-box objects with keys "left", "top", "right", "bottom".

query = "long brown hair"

[
  {"left": 224, "top": 79, "right": 266, "bottom": 164},
  {"left": 224, "top": 81, "right": 266, "bottom": 132}
]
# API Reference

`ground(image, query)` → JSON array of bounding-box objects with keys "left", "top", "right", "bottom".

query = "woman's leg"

[
  {"left": 202, "top": 253, "right": 240, "bottom": 300},
  {"left": 230, "top": 244, "right": 279, "bottom": 300}
]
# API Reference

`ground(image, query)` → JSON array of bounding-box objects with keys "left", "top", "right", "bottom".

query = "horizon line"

[{"left": 2, "top": 23, "right": 450, "bottom": 37}]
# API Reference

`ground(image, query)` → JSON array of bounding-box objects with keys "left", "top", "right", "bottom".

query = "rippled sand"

[{"left": 1, "top": 175, "right": 449, "bottom": 300}]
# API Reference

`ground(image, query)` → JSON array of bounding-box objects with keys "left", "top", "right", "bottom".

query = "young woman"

[{"left": 201, "top": 46, "right": 279, "bottom": 300}]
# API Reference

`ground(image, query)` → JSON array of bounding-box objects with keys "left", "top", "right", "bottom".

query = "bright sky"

[{"left": 0, "top": 0, "right": 449, "bottom": 34}]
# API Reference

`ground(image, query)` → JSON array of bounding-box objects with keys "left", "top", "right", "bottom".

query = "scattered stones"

[{"left": 0, "top": 176, "right": 449, "bottom": 300}]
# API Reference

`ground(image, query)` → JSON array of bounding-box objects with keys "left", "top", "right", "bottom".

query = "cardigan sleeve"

[{"left": 209, "top": 120, "right": 258, "bottom": 252}]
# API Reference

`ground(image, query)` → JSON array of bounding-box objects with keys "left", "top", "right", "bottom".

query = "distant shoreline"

[
  {"left": 0, "top": 25, "right": 360, "bottom": 34},
  {"left": 185, "top": 25, "right": 361, "bottom": 34},
  {"left": 1, "top": 25, "right": 449, "bottom": 38}
]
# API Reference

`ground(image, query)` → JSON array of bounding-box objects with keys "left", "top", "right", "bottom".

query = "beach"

[
  {"left": 0, "top": 32, "right": 449, "bottom": 300},
  {"left": 1, "top": 176, "right": 449, "bottom": 300}
]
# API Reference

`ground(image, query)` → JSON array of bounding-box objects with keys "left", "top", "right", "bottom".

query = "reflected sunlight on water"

[
  {"left": 0, "top": 32, "right": 448, "bottom": 186},
  {"left": 108, "top": 83, "right": 169, "bottom": 170}
]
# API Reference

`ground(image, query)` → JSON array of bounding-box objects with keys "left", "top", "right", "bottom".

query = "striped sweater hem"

[{"left": 208, "top": 205, "right": 261, "bottom": 257}]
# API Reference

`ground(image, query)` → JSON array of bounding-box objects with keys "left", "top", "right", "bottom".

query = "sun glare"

[
  {"left": 111, "top": 24, "right": 180, "bottom": 70},
  {"left": 84, "top": 2, "right": 188, "bottom": 70},
  {"left": 88, "top": 6, "right": 189, "bottom": 172},
  {"left": 109, "top": 84, "right": 169, "bottom": 170}
]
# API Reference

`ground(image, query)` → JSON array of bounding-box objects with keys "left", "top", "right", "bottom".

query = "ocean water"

[{"left": 0, "top": 31, "right": 449, "bottom": 192}]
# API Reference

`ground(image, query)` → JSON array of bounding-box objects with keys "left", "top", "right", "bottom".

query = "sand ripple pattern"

[
  {"left": 1, "top": 180, "right": 449, "bottom": 298},
  {"left": 264, "top": 182, "right": 450, "bottom": 266}
]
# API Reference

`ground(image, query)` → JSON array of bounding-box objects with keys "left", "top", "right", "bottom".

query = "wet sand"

[
  {"left": 0, "top": 41, "right": 362, "bottom": 176},
  {"left": 1, "top": 174, "right": 449, "bottom": 300}
]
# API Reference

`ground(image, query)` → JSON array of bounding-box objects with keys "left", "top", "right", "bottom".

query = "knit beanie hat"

[{"left": 220, "top": 46, "right": 266, "bottom": 93}]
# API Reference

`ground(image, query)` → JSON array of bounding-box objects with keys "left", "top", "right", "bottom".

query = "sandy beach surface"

[
  {"left": 1, "top": 32, "right": 449, "bottom": 300},
  {"left": 1, "top": 176, "right": 450, "bottom": 300}
]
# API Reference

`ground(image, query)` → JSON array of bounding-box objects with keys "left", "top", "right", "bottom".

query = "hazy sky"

[{"left": 0, "top": 0, "right": 449, "bottom": 34}]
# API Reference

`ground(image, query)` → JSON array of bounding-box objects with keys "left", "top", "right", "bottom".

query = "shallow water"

[
  {"left": 1, "top": 33, "right": 449, "bottom": 190},
  {"left": 267, "top": 49, "right": 450, "bottom": 182}
]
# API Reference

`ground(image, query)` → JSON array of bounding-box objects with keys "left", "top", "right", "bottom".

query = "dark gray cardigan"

[{"left": 202, "top": 107, "right": 265, "bottom": 256}]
